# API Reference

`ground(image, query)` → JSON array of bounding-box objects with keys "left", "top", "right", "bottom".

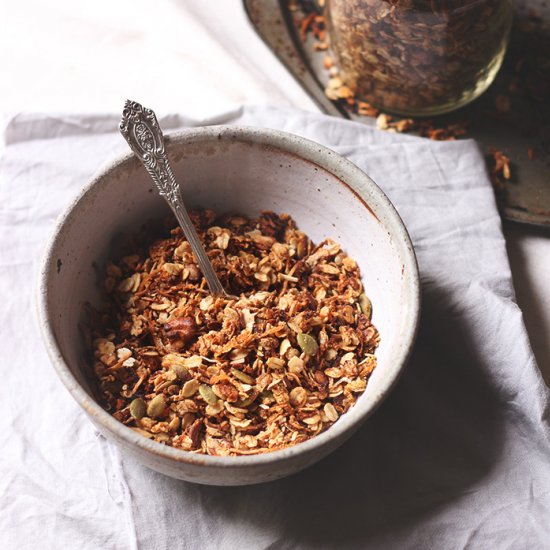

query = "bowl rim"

[{"left": 38, "top": 124, "right": 420, "bottom": 469}]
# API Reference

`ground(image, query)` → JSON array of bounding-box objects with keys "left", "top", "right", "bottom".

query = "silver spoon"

[{"left": 119, "top": 99, "right": 232, "bottom": 298}]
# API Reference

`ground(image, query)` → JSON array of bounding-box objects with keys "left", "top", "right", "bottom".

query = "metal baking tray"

[{"left": 244, "top": 0, "right": 550, "bottom": 227}]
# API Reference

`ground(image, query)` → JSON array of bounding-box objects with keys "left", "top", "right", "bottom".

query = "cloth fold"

[{"left": 1, "top": 106, "right": 549, "bottom": 549}]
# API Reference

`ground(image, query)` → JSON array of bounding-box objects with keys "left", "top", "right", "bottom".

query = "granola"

[
  {"left": 325, "top": 0, "right": 513, "bottom": 116},
  {"left": 85, "top": 210, "right": 380, "bottom": 456},
  {"left": 295, "top": 4, "right": 472, "bottom": 140}
]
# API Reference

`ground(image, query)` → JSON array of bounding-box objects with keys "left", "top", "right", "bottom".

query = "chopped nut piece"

[
  {"left": 174, "top": 241, "right": 191, "bottom": 258},
  {"left": 163, "top": 316, "right": 196, "bottom": 344},
  {"left": 213, "top": 382, "right": 239, "bottom": 403}
]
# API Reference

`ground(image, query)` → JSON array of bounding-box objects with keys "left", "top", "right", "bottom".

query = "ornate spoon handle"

[{"left": 119, "top": 100, "right": 228, "bottom": 297}]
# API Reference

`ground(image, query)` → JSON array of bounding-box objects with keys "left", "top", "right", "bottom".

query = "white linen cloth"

[
  {"left": 1, "top": 106, "right": 549, "bottom": 549},
  {"left": 3, "top": 0, "right": 549, "bottom": 390}
]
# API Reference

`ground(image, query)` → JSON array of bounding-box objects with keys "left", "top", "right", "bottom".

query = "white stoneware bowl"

[{"left": 39, "top": 126, "right": 420, "bottom": 486}]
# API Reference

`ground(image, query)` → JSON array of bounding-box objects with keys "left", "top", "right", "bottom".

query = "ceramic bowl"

[{"left": 38, "top": 125, "right": 420, "bottom": 486}]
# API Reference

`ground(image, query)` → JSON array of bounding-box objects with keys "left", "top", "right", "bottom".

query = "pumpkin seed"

[
  {"left": 199, "top": 384, "right": 219, "bottom": 405},
  {"left": 129, "top": 397, "right": 146, "bottom": 420},
  {"left": 230, "top": 368, "right": 255, "bottom": 385},
  {"left": 146, "top": 394, "right": 166, "bottom": 418},
  {"left": 297, "top": 333, "right": 319, "bottom": 355},
  {"left": 359, "top": 293, "right": 372, "bottom": 320}
]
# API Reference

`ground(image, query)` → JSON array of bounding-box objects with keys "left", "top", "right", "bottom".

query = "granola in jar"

[
  {"left": 326, "top": 0, "right": 513, "bottom": 116},
  {"left": 84, "top": 210, "right": 380, "bottom": 456}
]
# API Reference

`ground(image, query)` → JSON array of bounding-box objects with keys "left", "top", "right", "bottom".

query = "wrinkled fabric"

[{"left": 1, "top": 106, "right": 549, "bottom": 550}]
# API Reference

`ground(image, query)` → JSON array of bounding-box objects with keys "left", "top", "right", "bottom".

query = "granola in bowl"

[{"left": 86, "top": 210, "right": 380, "bottom": 456}]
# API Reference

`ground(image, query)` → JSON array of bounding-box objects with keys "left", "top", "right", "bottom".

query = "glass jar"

[{"left": 325, "top": 0, "right": 513, "bottom": 116}]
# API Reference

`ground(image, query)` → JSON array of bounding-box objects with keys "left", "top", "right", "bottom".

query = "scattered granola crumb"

[{"left": 490, "top": 148, "right": 512, "bottom": 188}]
